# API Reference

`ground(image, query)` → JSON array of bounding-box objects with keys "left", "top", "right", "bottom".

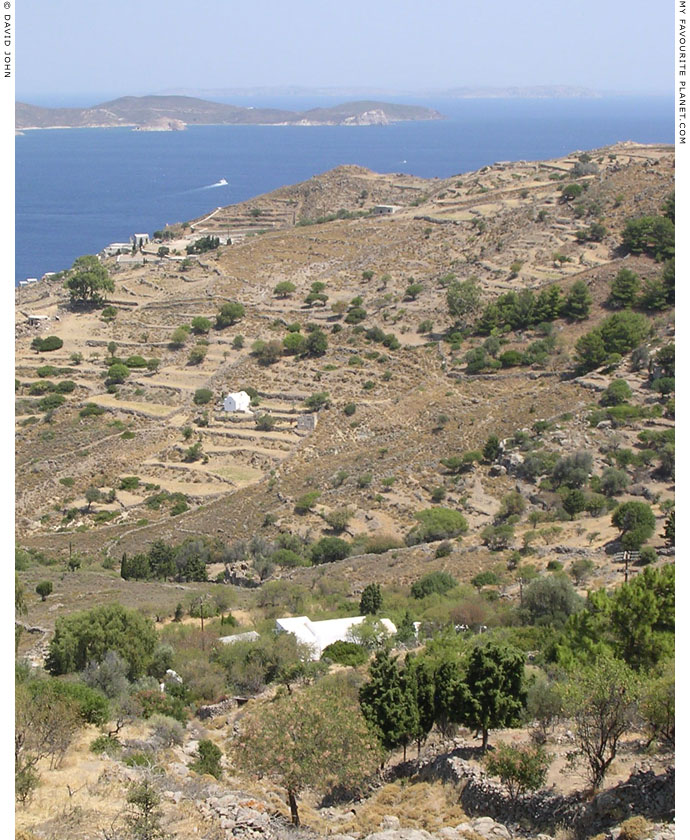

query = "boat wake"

[{"left": 202, "top": 178, "right": 228, "bottom": 189}]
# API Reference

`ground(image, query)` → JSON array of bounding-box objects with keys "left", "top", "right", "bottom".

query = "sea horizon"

[{"left": 15, "top": 95, "right": 674, "bottom": 287}]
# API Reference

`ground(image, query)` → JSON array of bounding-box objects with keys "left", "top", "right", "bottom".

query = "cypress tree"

[
  {"left": 360, "top": 651, "right": 411, "bottom": 756},
  {"left": 462, "top": 642, "right": 526, "bottom": 750},
  {"left": 359, "top": 583, "right": 383, "bottom": 615}
]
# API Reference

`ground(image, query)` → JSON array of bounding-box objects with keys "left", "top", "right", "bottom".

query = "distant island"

[
  {"left": 15, "top": 95, "right": 444, "bottom": 130},
  {"left": 158, "top": 84, "right": 606, "bottom": 99}
]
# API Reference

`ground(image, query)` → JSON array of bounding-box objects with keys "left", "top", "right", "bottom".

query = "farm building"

[
  {"left": 223, "top": 391, "right": 252, "bottom": 413},
  {"left": 275, "top": 615, "right": 396, "bottom": 659}
]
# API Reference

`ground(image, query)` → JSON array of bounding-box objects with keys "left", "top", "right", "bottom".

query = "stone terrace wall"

[{"left": 417, "top": 752, "right": 674, "bottom": 837}]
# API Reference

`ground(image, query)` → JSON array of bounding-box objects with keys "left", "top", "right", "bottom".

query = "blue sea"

[{"left": 15, "top": 96, "right": 673, "bottom": 286}]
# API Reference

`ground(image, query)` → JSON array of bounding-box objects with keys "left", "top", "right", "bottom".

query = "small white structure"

[
  {"left": 275, "top": 615, "right": 396, "bottom": 660},
  {"left": 223, "top": 391, "right": 252, "bottom": 413},
  {"left": 103, "top": 243, "right": 133, "bottom": 257},
  {"left": 25, "top": 278, "right": 38, "bottom": 284},
  {"left": 132, "top": 233, "right": 150, "bottom": 247},
  {"left": 218, "top": 630, "right": 261, "bottom": 645},
  {"left": 372, "top": 204, "right": 401, "bottom": 215},
  {"left": 27, "top": 314, "right": 49, "bottom": 326}
]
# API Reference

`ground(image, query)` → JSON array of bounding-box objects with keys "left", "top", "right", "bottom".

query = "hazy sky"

[{"left": 18, "top": 0, "right": 672, "bottom": 101}]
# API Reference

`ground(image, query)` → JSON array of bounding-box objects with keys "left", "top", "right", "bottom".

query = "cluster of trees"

[
  {"left": 608, "top": 266, "right": 674, "bottom": 312},
  {"left": 472, "top": 282, "right": 591, "bottom": 336},
  {"left": 252, "top": 325, "right": 328, "bottom": 364},
  {"left": 360, "top": 642, "right": 526, "bottom": 754},
  {"left": 574, "top": 310, "right": 650, "bottom": 372},
  {"left": 621, "top": 213, "right": 674, "bottom": 262},
  {"left": 120, "top": 539, "right": 209, "bottom": 582},
  {"left": 551, "top": 564, "right": 674, "bottom": 672},
  {"left": 185, "top": 235, "right": 220, "bottom": 255}
]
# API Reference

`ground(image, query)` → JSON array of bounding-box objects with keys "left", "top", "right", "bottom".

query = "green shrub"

[
  {"left": 31, "top": 335, "right": 64, "bottom": 352},
  {"left": 125, "top": 355, "right": 148, "bottom": 368},
  {"left": 310, "top": 537, "right": 350, "bottom": 564},
  {"left": 39, "top": 393, "right": 66, "bottom": 412},
  {"left": 321, "top": 640, "right": 368, "bottom": 666},
  {"left": 406, "top": 508, "right": 468, "bottom": 544},
  {"left": 294, "top": 491, "right": 321, "bottom": 514},
  {"left": 90, "top": 735, "right": 122, "bottom": 756},
  {"left": 411, "top": 570, "right": 458, "bottom": 599},
  {"left": 190, "top": 739, "right": 223, "bottom": 779},
  {"left": 216, "top": 302, "right": 245, "bottom": 328},
  {"left": 193, "top": 388, "right": 213, "bottom": 405}
]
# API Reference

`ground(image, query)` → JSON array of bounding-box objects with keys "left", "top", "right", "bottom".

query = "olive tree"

[{"left": 234, "top": 676, "right": 382, "bottom": 826}]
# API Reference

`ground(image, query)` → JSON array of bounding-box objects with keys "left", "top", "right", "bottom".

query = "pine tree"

[
  {"left": 563, "top": 280, "right": 592, "bottom": 321},
  {"left": 609, "top": 268, "right": 641, "bottom": 308}
]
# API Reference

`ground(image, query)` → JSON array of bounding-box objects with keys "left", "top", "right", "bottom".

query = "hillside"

[
  {"left": 15, "top": 95, "right": 444, "bottom": 130},
  {"left": 16, "top": 141, "right": 674, "bottom": 569},
  {"left": 15, "top": 142, "right": 675, "bottom": 839}
]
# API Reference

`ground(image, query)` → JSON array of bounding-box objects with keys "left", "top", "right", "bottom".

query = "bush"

[
  {"left": 149, "top": 714, "right": 185, "bottom": 747},
  {"left": 283, "top": 332, "right": 306, "bottom": 355},
  {"left": 56, "top": 380, "right": 76, "bottom": 393},
  {"left": 485, "top": 743, "right": 552, "bottom": 813},
  {"left": 80, "top": 402, "right": 105, "bottom": 418},
  {"left": 411, "top": 570, "right": 457, "bottom": 599},
  {"left": 107, "top": 363, "right": 130, "bottom": 384},
  {"left": 310, "top": 537, "right": 350, "bottom": 564},
  {"left": 46, "top": 603, "right": 157, "bottom": 679},
  {"left": 216, "top": 301, "right": 245, "bottom": 328},
  {"left": 561, "top": 183, "right": 584, "bottom": 201},
  {"left": 600, "top": 467, "right": 629, "bottom": 496},
  {"left": 39, "top": 393, "right": 66, "bottom": 412},
  {"left": 193, "top": 388, "right": 213, "bottom": 405},
  {"left": 322, "top": 640, "right": 369, "bottom": 666},
  {"left": 406, "top": 508, "right": 468, "bottom": 545},
  {"left": 305, "top": 391, "right": 330, "bottom": 410},
  {"left": 343, "top": 402, "right": 356, "bottom": 416},
  {"left": 27, "top": 678, "right": 109, "bottom": 726},
  {"left": 471, "top": 570, "right": 499, "bottom": 590},
  {"left": 190, "top": 738, "right": 223, "bottom": 778},
  {"left": 522, "top": 574, "right": 583, "bottom": 627},
  {"left": 499, "top": 350, "right": 525, "bottom": 368},
  {"left": 187, "top": 345, "right": 207, "bottom": 365},
  {"left": 255, "top": 414, "right": 276, "bottom": 431},
  {"left": 294, "top": 490, "right": 321, "bottom": 514},
  {"left": 125, "top": 355, "right": 148, "bottom": 368},
  {"left": 90, "top": 734, "right": 122, "bottom": 756},
  {"left": 601, "top": 379, "right": 633, "bottom": 406},
  {"left": 31, "top": 335, "right": 64, "bottom": 352},
  {"left": 191, "top": 316, "right": 212, "bottom": 334}
]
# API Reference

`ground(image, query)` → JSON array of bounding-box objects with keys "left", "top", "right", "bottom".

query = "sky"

[{"left": 17, "top": 0, "right": 673, "bottom": 102}]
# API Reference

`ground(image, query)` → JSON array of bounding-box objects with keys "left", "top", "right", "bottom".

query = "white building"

[
  {"left": 223, "top": 391, "right": 252, "bottom": 413},
  {"left": 372, "top": 205, "right": 401, "bottom": 215},
  {"left": 103, "top": 243, "right": 134, "bottom": 257},
  {"left": 132, "top": 233, "right": 150, "bottom": 247},
  {"left": 275, "top": 615, "right": 396, "bottom": 660}
]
